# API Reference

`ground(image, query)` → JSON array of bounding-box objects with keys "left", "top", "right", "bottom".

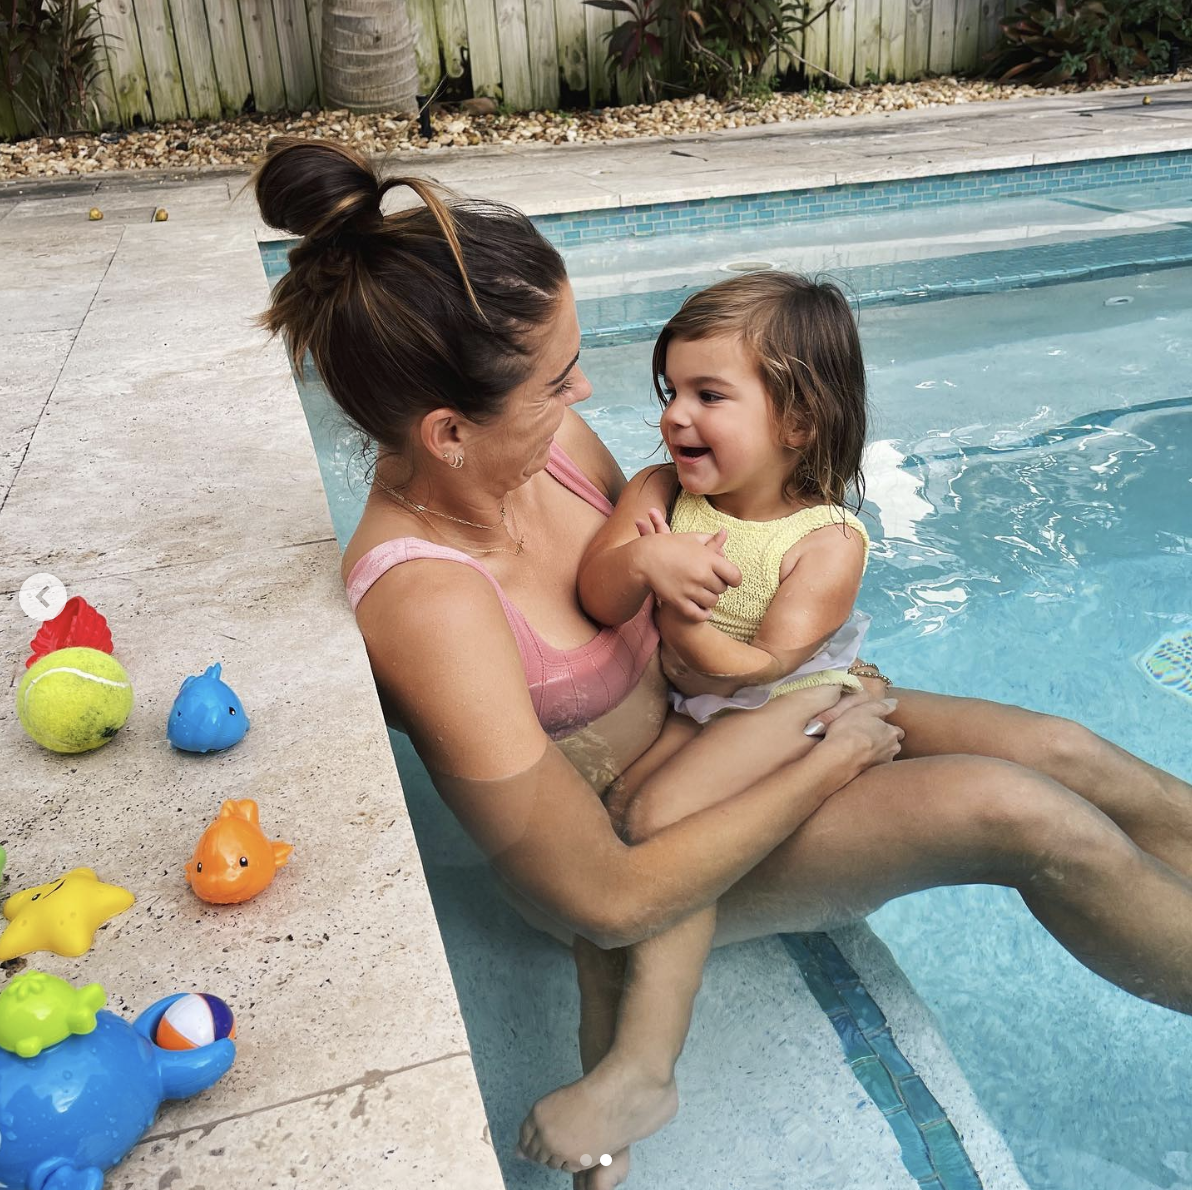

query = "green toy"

[
  {"left": 17, "top": 646, "right": 133, "bottom": 753},
  {"left": 0, "top": 970, "right": 106, "bottom": 1058},
  {"left": 0, "top": 846, "right": 6, "bottom": 882}
]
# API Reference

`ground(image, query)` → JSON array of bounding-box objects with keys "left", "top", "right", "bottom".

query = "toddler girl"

[{"left": 519, "top": 273, "right": 892, "bottom": 1186}]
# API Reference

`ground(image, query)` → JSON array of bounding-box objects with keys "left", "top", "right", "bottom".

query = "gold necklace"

[{"left": 375, "top": 476, "right": 526, "bottom": 556}]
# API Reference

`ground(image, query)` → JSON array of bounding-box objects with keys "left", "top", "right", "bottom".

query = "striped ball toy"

[{"left": 154, "top": 993, "right": 236, "bottom": 1051}]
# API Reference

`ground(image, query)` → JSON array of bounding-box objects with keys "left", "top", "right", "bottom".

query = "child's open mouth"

[{"left": 675, "top": 446, "right": 711, "bottom": 462}]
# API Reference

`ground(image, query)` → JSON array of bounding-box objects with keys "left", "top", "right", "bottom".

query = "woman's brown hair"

[
  {"left": 652, "top": 272, "right": 868, "bottom": 513},
  {"left": 254, "top": 137, "right": 568, "bottom": 452}
]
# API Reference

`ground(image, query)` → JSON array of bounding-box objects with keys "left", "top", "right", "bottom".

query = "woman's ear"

[{"left": 419, "top": 407, "right": 465, "bottom": 460}]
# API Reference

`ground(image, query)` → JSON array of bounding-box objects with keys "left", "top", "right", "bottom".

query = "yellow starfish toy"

[{"left": 0, "top": 868, "right": 134, "bottom": 961}]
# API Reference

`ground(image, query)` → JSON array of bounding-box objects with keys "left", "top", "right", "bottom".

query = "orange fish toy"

[{"left": 186, "top": 800, "right": 293, "bottom": 904}]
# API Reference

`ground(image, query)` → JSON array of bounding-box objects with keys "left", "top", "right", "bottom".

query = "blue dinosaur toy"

[
  {"left": 0, "top": 973, "right": 235, "bottom": 1190},
  {"left": 167, "top": 662, "right": 249, "bottom": 752}
]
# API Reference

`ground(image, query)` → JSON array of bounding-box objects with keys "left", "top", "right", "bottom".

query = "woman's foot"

[
  {"left": 518, "top": 1059, "right": 678, "bottom": 1174},
  {"left": 573, "top": 1147, "right": 631, "bottom": 1188}
]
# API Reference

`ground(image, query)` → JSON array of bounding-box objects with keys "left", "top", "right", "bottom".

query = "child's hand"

[{"left": 633, "top": 508, "right": 740, "bottom": 621}]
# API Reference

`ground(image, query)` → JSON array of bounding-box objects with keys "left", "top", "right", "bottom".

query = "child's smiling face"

[{"left": 660, "top": 333, "right": 795, "bottom": 502}]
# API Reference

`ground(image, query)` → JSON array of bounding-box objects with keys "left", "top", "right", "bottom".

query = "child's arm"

[
  {"left": 578, "top": 465, "right": 741, "bottom": 626},
  {"left": 658, "top": 518, "right": 867, "bottom": 697}
]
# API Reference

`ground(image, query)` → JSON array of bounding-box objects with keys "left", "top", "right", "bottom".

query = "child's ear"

[{"left": 783, "top": 425, "right": 810, "bottom": 449}]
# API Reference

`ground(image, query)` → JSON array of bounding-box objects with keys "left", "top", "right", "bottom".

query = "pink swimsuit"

[{"left": 345, "top": 441, "right": 659, "bottom": 741}]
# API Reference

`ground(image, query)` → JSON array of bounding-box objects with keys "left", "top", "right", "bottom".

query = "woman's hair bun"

[{"left": 254, "top": 136, "right": 382, "bottom": 241}]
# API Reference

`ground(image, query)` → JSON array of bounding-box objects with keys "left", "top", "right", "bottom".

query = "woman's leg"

[
  {"left": 885, "top": 688, "right": 1192, "bottom": 876},
  {"left": 703, "top": 754, "right": 1192, "bottom": 1018}
]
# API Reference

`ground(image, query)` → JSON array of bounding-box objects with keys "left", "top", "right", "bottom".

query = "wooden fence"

[{"left": 1, "top": 0, "right": 1011, "bottom": 139}]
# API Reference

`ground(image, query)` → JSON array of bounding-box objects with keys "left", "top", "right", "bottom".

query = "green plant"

[
  {"left": 584, "top": 0, "right": 667, "bottom": 100},
  {"left": 586, "top": 0, "right": 830, "bottom": 101},
  {"left": 989, "top": 0, "right": 1192, "bottom": 85},
  {"left": 0, "top": 0, "right": 110, "bottom": 136}
]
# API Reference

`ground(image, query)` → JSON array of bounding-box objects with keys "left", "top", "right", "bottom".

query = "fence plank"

[
  {"left": 494, "top": 0, "right": 534, "bottom": 107},
  {"left": 904, "top": 0, "right": 930, "bottom": 77},
  {"left": 585, "top": 0, "right": 613, "bottom": 102},
  {"left": 438, "top": 0, "right": 469, "bottom": 78},
  {"left": 273, "top": 0, "right": 320, "bottom": 108},
  {"left": 408, "top": 0, "right": 443, "bottom": 92},
  {"left": 240, "top": 0, "right": 288, "bottom": 110},
  {"left": 951, "top": 0, "right": 979, "bottom": 72},
  {"left": 305, "top": 0, "right": 325, "bottom": 103},
  {"left": 89, "top": 9, "right": 123, "bottom": 128},
  {"left": 879, "top": 0, "right": 905, "bottom": 80},
  {"left": 463, "top": 0, "right": 502, "bottom": 96},
  {"left": 132, "top": 0, "right": 188, "bottom": 119},
  {"left": 977, "top": 0, "right": 1004, "bottom": 65},
  {"left": 553, "top": 0, "right": 587, "bottom": 94},
  {"left": 927, "top": 0, "right": 954, "bottom": 74},
  {"left": 98, "top": 0, "right": 155, "bottom": 124},
  {"left": 526, "top": 0, "right": 561, "bottom": 107},
  {"left": 854, "top": 0, "right": 881, "bottom": 82},
  {"left": 803, "top": 0, "right": 831, "bottom": 85},
  {"left": 827, "top": 0, "right": 855, "bottom": 84},
  {"left": 171, "top": 0, "right": 221, "bottom": 117}
]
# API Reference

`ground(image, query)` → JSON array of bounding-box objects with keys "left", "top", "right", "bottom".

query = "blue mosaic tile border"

[
  {"left": 576, "top": 223, "right": 1192, "bottom": 344},
  {"left": 533, "top": 150, "right": 1192, "bottom": 247},
  {"left": 257, "top": 149, "right": 1192, "bottom": 275},
  {"left": 782, "top": 933, "right": 983, "bottom": 1190}
]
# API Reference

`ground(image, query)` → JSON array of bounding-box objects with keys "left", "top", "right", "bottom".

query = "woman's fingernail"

[
  {"left": 803, "top": 719, "right": 825, "bottom": 736},
  {"left": 883, "top": 698, "right": 899, "bottom": 711}
]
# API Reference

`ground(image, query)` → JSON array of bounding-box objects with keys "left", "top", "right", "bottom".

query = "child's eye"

[
  {"left": 661, "top": 387, "right": 676, "bottom": 403},
  {"left": 699, "top": 390, "right": 725, "bottom": 403}
]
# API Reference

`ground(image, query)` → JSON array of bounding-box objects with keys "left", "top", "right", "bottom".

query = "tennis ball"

[{"left": 17, "top": 647, "right": 133, "bottom": 754}]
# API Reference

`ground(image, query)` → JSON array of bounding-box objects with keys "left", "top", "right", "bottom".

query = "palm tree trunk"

[{"left": 321, "top": 0, "right": 419, "bottom": 114}]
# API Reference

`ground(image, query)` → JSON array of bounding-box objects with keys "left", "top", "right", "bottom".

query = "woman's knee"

[
  {"left": 1009, "top": 709, "right": 1105, "bottom": 789},
  {"left": 965, "top": 757, "right": 1133, "bottom": 880}
]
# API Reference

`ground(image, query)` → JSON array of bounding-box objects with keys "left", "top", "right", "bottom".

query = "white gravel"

[{"left": 3, "top": 69, "right": 1191, "bottom": 181}]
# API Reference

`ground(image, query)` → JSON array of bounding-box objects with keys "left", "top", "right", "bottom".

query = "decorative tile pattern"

[
  {"left": 1140, "top": 631, "right": 1192, "bottom": 700},
  {"left": 782, "top": 933, "right": 984, "bottom": 1190},
  {"left": 532, "top": 150, "right": 1192, "bottom": 248}
]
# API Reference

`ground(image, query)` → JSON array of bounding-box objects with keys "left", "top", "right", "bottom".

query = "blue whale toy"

[
  {"left": 167, "top": 662, "right": 249, "bottom": 752},
  {"left": 0, "top": 975, "right": 235, "bottom": 1190}
]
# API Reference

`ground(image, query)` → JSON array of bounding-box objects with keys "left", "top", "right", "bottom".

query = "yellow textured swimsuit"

[{"left": 669, "top": 490, "right": 871, "bottom": 703}]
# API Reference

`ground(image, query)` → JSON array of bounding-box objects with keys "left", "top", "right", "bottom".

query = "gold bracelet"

[{"left": 848, "top": 660, "right": 893, "bottom": 690}]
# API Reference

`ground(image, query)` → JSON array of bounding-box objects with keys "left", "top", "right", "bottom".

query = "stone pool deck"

[{"left": 2, "top": 81, "right": 1191, "bottom": 1189}]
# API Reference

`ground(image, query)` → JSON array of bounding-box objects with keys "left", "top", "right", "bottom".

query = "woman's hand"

[
  {"left": 815, "top": 695, "right": 904, "bottom": 779},
  {"left": 633, "top": 507, "right": 741, "bottom": 621}
]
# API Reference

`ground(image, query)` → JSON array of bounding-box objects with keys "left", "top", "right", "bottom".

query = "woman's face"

[{"left": 471, "top": 279, "right": 591, "bottom": 491}]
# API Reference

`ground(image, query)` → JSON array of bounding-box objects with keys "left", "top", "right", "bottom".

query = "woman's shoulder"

[{"left": 555, "top": 408, "right": 627, "bottom": 502}]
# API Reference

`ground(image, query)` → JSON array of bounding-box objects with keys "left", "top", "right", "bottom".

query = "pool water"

[{"left": 280, "top": 179, "right": 1192, "bottom": 1189}]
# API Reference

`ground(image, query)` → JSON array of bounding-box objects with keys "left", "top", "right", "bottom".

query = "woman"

[{"left": 255, "top": 137, "right": 1192, "bottom": 1190}]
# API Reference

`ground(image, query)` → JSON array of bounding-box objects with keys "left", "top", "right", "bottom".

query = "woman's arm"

[{"left": 356, "top": 560, "right": 893, "bottom": 949}]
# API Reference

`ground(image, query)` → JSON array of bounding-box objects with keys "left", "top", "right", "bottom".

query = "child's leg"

[{"left": 520, "top": 687, "right": 841, "bottom": 1173}]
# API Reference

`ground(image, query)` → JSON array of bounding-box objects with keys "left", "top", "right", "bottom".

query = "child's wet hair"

[{"left": 652, "top": 272, "right": 867, "bottom": 513}]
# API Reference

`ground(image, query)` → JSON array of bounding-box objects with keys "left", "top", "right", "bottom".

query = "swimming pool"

[{"left": 265, "top": 163, "right": 1192, "bottom": 1188}]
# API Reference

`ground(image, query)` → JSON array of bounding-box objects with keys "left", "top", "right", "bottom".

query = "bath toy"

[
  {"left": 0, "top": 975, "right": 235, "bottom": 1190},
  {"left": 168, "top": 662, "right": 249, "bottom": 752},
  {"left": 26, "top": 595, "right": 113, "bottom": 667},
  {"left": 155, "top": 992, "right": 236, "bottom": 1050},
  {"left": 88, "top": 206, "right": 102, "bottom": 220},
  {"left": 186, "top": 799, "right": 292, "bottom": 904},
  {"left": 154, "top": 207, "right": 168, "bottom": 221},
  {"left": 0, "top": 867, "right": 135, "bottom": 961},
  {"left": 0, "top": 971, "right": 105, "bottom": 1058},
  {"left": 17, "top": 646, "right": 133, "bottom": 753}
]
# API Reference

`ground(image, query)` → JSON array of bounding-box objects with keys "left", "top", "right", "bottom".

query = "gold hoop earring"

[{"left": 442, "top": 451, "right": 464, "bottom": 469}]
